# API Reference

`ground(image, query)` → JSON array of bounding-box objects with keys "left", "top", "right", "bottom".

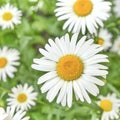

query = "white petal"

[
  {"left": 56, "top": 81, "right": 67, "bottom": 104},
  {"left": 66, "top": 81, "right": 73, "bottom": 107},
  {"left": 38, "top": 71, "right": 57, "bottom": 84},
  {"left": 41, "top": 77, "right": 60, "bottom": 93},
  {"left": 46, "top": 80, "right": 64, "bottom": 102}
]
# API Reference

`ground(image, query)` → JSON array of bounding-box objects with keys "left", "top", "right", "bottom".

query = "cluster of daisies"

[
  {"left": 31, "top": 33, "right": 120, "bottom": 120},
  {"left": 0, "top": 0, "right": 120, "bottom": 120},
  {"left": 0, "top": 46, "right": 38, "bottom": 120}
]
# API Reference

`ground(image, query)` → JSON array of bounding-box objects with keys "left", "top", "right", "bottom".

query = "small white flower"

[
  {"left": 0, "top": 46, "right": 20, "bottom": 82},
  {"left": 96, "top": 29, "right": 112, "bottom": 50},
  {"left": 114, "top": 0, "right": 120, "bottom": 17},
  {"left": 97, "top": 93, "right": 120, "bottom": 120},
  {"left": 111, "top": 37, "right": 120, "bottom": 55},
  {"left": 55, "top": 0, "right": 111, "bottom": 35},
  {"left": 0, "top": 106, "right": 30, "bottom": 120},
  {"left": 32, "top": 33, "right": 109, "bottom": 107},
  {"left": 0, "top": 3, "right": 22, "bottom": 29},
  {"left": 7, "top": 83, "right": 38, "bottom": 111}
]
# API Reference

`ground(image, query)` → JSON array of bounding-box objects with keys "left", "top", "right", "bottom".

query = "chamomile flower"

[
  {"left": 111, "top": 37, "right": 120, "bottom": 55},
  {"left": 7, "top": 83, "right": 38, "bottom": 111},
  {"left": 97, "top": 93, "right": 120, "bottom": 120},
  {"left": 96, "top": 29, "right": 112, "bottom": 50},
  {"left": 0, "top": 106, "right": 30, "bottom": 120},
  {"left": 0, "top": 46, "right": 20, "bottom": 82},
  {"left": 113, "top": 0, "right": 120, "bottom": 17},
  {"left": 0, "top": 3, "right": 22, "bottom": 29},
  {"left": 55, "top": 0, "right": 111, "bottom": 35},
  {"left": 32, "top": 33, "right": 109, "bottom": 107}
]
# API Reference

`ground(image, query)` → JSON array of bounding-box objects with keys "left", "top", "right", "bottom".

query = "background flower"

[
  {"left": 96, "top": 28, "right": 112, "bottom": 50},
  {"left": 97, "top": 93, "right": 120, "bottom": 120},
  {"left": 111, "top": 37, "right": 120, "bottom": 55},
  {"left": 113, "top": 0, "right": 120, "bottom": 17},
  {"left": 0, "top": 107, "right": 30, "bottom": 120},
  {"left": 7, "top": 83, "right": 38, "bottom": 111},
  {"left": 0, "top": 46, "right": 20, "bottom": 82},
  {"left": 0, "top": 3, "right": 22, "bottom": 29}
]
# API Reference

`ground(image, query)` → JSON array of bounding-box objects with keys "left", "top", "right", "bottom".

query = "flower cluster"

[{"left": 0, "top": 0, "right": 120, "bottom": 120}]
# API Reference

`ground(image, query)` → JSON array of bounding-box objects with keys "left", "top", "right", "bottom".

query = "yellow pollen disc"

[
  {"left": 56, "top": 55, "right": 84, "bottom": 81},
  {"left": 97, "top": 38, "right": 104, "bottom": 45},
  {"left": 100, "top": 99, "right": 113, "bottom": 112},
  {"left": 0, "top": 57, "right": 8, "bottom": 68},
  {"left": 17, "top": 93, "right": 27, "bottom": 103},
  {"left": 73, "top": 0, "right": 93, "bottom": 16},
  {"left": 2, "top": 12, "right": 13, "bottom": 21}
]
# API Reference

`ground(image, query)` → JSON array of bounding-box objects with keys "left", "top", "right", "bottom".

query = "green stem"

[
  {"left": 36, "top": 99, "right": 48, "bottom": 105},
  {"left": 107, "top": 83, "right": 120, "bottom": 96},
  {"left": 15, "top": 0, "right": 20, "bottom": 9},
  {"left": 0, "top": 39, "right": 4, "bottom": 46},
  {"left": 0, "top": 87, "right": 10, "bottom": 93},
  {"left": 0, "top": 31, "right": 4, "bottom": 45}
]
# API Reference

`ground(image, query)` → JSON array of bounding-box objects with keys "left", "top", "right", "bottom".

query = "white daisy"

[
  {"left": 0, "top": 3, "right": 22, "bottom": 29},
  {"left": 31, "top": 33, "right": 109, "bottom": 107},
  {"left": 96, "top": 29, "right": 112, "bottom": 50},
  {"left": 113, "top": 0, "right": 120, "bottom": 17},
  {"left": 55, "top": 0, "right": 111, "bottom": 35},
  {"left": 0, "top": 106, "right": 30, "bottom": 120},
  {"left": 7, "top": 83, "right": 38, "bottom": 111},
  {"left": 111, "top": 37, "right": 120, "bottom": 55},
  {"left": 97, "top": 93, "right": 120, "bottom": 120},
  {"left": 0, "top": 46, "right": 20, "bottom": 82}
]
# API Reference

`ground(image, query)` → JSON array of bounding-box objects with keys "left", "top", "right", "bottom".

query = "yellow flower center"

[
  {"left": 17, "top": 93, "right": 27, "bottom": 103},
  {"left": 97, "top": 38, "right": 104, "bottom": 45},
  {"left": 100, "top": 99, "right": 113, "bottom": 112},
  {"left": 56, "top": 55, "right": 84, "bottom": 81},
  {"left": 73, "top": 0, "right": 93, "bottom": 16},
  {"left": 2, "top": 12, "right": 13, "bottom": 21},
  {"left": 0, "top": 57, "right": 8, "bottom": 68}
]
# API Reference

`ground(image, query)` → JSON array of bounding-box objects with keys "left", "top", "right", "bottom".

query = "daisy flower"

[
  {"left": 0, "top": 106, "right": 30, "bottom": 120},
  {"left": 0, "top": 46, "right": 20, "bottom": 82},
  {"left": 31, "top": 33, "right": 109, "bottom": 107},
  {"left": 55, "top": 0, "right": 111, "bottom": 35},
  {"left": 7, "top": 83, "right": 38, "bottom": 111},
  {"left": 0, "top": 3, "right": 22, "bottom": 29},
  {"left": 111, "top": 37, "right": 120, "bottom": 55},
  {"left": 97, "top": 93, "right": 120, "bottom": 120},
  {"left": 113, "top": 0, "right": 120, "bottom": 17},
  {"left": 96, "top": 29, "right": 112, "bottom": 50}
]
